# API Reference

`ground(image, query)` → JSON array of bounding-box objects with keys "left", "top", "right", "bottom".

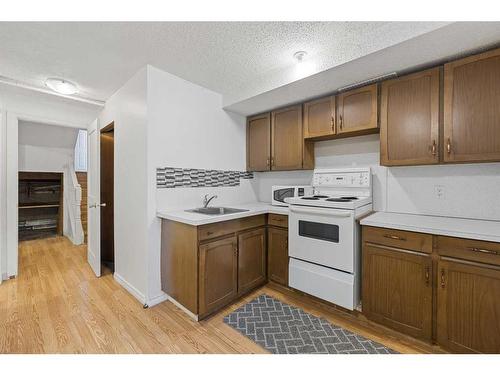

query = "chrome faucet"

[{"left": 203, "top": 194, "right": 218, "bottom": 208}]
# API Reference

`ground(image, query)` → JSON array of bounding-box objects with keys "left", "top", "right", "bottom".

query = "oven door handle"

[{"left": 289, "top": 205, "right": 352, "bottom": 217}]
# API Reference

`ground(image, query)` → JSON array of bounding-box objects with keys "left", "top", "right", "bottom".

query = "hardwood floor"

[{"left": 0, "top": 236, "right": 443, "bottom": 353}]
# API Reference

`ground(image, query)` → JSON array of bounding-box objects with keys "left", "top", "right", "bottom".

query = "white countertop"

[
  {"left": 157, "top": 202, "right": 289, "bottom": 226},
  {"left": 361, "top": 211, "right": 500, "bottom": 243}
]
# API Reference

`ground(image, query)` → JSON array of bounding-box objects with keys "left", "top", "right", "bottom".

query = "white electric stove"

[{"left": 285, "top": 167, "right": 373, "bottom": 311}]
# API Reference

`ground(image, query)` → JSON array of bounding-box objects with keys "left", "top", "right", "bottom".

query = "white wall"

[
  {"left": 98, "top": 67, "right": 149, "bottom": 303},
  {"left": 255, "top": 133, "right": 500, "bottom": 221},
  {"left": 148, "top": 65, "right": 256, "bottom": 302},
  {"left": 0, "top": 85, "right": 101, "bottom": 279},
  {"left": 19, "top": 144, "right": 74, "bottom": 172}
]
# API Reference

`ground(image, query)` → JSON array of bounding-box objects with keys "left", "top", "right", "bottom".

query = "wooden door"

[
  {"left": 100, "top": 126, "right": 114, "bottom": 269},
  {"left": 362, "top": 243, "right": 433, "bottom": 341},
  {"left": 247, "top": 113, "right": 271, "bottom": 171},
  {"left": 443, "top": 48, "right": 500, "bottom": 163},
  {"left": 271, "top": 105, "right": 304, "bottom": 170},
  {"left": 437, "top": 259, "right": 500, "bottom": 353},
  {"left": 267, "top": 227, "right": 288, "bottom": 286},
  {"left": 380, "top": 68, "right": 440, "bottom": 166},
  {"left": 303, "top": 96, "right": 336, "bottom": 138},
  {"left": 337, "top": 84, "right": 378, "bottom": 134},
  {"left": 199, "top": 236, "right": 238, "bottom": 317},
  {"left": 237, "top": 228, "right": 266, "bottom": 295}
]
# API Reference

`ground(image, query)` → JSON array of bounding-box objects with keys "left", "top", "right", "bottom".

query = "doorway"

[{"left": 100, "top": 122, "right": 115, "bottom": 271}]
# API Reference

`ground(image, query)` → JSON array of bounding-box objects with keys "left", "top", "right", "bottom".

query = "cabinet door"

[
  {"left": 444, "top": 48, "right": 500, "bottom": 163},
  {"left": 380, "top": 68, "right": 440, "bottom": 166},
  {"left": 362, "top": 243, "right": 433, "bottom": 341},
  {"left": 247, "top": 113, "right": 271, "bottom": 171},
  {"left": 337, "top": 84, "right": 378, "bottom": 134},
  {"left": 238, "top": 228, "right": 267, "bottom": 295},
  {"left": 199, "top": 236, "right": 238, "bottom": 317},
  {"left": 303, "top": 96, "right": 336, "bottom": 138},
  {"left": 437, "top": 259, "right": 500, "bottom": 353},
  {"left": 267, "top": 227, "right": 288, "bottom": 286},
  {"left": 271, "top": 105, "right": 304, "bottom": 170}
]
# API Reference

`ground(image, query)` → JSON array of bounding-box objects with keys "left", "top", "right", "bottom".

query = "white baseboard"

[
  {"left": 113, "top": 273, "right": 146, "bottom": 305},
  {"left": 147, "top": 292, "right": 169, "bottom": 307},
  {"left": 167, "top": 295, "right": 199, "bottom": 321}
]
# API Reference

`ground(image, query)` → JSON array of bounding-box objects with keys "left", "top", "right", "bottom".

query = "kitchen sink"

[{"left": 186, "top": 207, "right": 249, "bottom": 215}]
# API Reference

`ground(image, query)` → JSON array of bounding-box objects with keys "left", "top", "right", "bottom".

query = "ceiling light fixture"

[
  {"left": 45, "top": 78, "right": 79, "bottom": 95},
  {"left": 293, "top": 51, "right": 307, "bottom": 63}
]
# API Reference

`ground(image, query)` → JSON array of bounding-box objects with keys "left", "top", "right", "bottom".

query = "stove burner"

[
  {"left": 326, "top": 198, "right": 353, "bottom": 202},
  {"left": 301, "top": 196, "right": 320, "bottom": 200},
  {"left": 341, "top": 196, "right": 359, "bottom": 200},
  {"left": 313, "top": 195, "right": 329, "bottom": 198}
]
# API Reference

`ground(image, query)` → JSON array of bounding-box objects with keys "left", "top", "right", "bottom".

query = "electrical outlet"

[{"left": 434, "top": 185, "right": 445, "bottom": 200}]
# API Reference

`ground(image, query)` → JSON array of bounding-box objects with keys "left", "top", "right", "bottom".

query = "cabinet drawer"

[
  {"left": 363, "top": 226, "right": 432, "bottom": 254},
  {"left": 436, "top": 236, "right": 500, "bottom": 267},
  {"left": 198, "top": 215, "right": 266, "bottom": 242},
  {"left": 268, "top": 213, "right": 288, "bottom": 228}
]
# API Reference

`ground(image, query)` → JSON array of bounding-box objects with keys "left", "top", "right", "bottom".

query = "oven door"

[{"left": 289, "top": 205, "right": 354, "bottom": 273}]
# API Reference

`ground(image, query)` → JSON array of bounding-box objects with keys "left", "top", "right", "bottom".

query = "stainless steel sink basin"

[{"left": 186, "top": 207, "right": 249, "bottom": 215}]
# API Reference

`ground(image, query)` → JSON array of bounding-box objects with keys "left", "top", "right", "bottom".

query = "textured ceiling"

[
  {"left": 0, "top": 22, "right": 450, "bottom": 104},
  {"left": 19, "top": 121, "right": 81, "bottom": 149}
]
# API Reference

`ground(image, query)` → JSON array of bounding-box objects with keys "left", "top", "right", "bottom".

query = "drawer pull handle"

[
  {"left": 467, "top": 247, "right": 498, "bottom": 256},
  {"left": 440, "top": 269, "right": 446, "bottom": 289},
  {"left": 206, "top": 231, "right": 214, "bottom": 236},
  {"left": 383, "top": 234, "right": 406, "bottom": 241}
]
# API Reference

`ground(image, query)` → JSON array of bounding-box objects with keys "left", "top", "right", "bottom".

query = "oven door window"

[{"left": 298, "top": 220, "right": 339, "bottom": 243}]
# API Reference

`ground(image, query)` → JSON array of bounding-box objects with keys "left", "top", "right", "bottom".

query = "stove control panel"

[{"left": 313, "top": 170, "right": 371, "bottom": 188}]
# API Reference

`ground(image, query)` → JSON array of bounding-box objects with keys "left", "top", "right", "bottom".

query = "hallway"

[{"left": 0, "top": 237, "right": 435, "bottom": 354}]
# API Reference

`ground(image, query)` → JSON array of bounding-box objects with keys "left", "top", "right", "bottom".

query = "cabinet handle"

[
  {"left": 206, "top": 231, "right": 214, "bottom": 236},
  {"left": 339, "top": 115, "right": 343, "bottom": 130},
  {"left": 446, "top": 138, "right": 452, "bottom": 154},
  {"left": 431, "top": 140, "right": 437, "bottom": 156},
  {"left": 467, "top": 247, "right": 498, "bottom": 256},
  {"left": 266, "top": 157, "right": 270, "bottom": 167},
  {"left": 440, "top": 269, "right": 446, "bottom": 289},
  {"left": 331, "top": 116, "right": 335, "bottom": 132},
  {"left": 383, "top": 234, "right": 406, "bottom": 241},
  {"left": 425, "top": 266, "right": 430, "bottom": 286},
  {"left": 271, "top": 157, "right": 275, "bottom": 166}
]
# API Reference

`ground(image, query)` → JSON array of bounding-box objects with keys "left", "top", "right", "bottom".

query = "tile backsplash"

[{"left": 157, "top": 167, "right": 253, "bottom": 188}]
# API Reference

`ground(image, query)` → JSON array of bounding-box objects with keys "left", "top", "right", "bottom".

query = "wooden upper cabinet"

[
  {"left": 247, "top": 113, "right": 271, "bottom": 171},
  {"left": 198, "top": 236, "right": 238, "bottom": 317},
  {"left": 271, "top": 105, "right": 304, "bottom": 170},
  {"left": 380, "top": 68, "right": 440, "bottom": 166},
  {"left": 337, "top": 84, "right": 378, "bottom": 135},
  {"left": 237, "top": 228, "right": 266, "bottom": 295},
  {"left": 303, "top": 96, "right": 336, "bottom": 139},
  {"left": 362, "top": 241, "right": 433, "bottom": 342},
  {"left": 444, "top": 48, "right": 500, "bottom": 163},
  {"left": 437, "top": 259, "right": 500, "bottom": 353}
]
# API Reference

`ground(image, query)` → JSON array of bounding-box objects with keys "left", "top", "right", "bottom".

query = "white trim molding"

[{"left": 113, "top": 273, "right": 146, "bottom": 305}]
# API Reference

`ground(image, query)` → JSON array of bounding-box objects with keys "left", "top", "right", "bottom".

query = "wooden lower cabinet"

[
  {"left": 162, "top": 215, "right": 285, "bottom": 320},
  {"left": 238, "top": 228, "right": 267, "bottom": 295},
  {"left": 267, "top": 226, "right": 288, "bottom": 286},
  {"left": 199, "top": 236, "right": 238, "bottom": 317},
  {"left": 362, "top": 242, "right": 433, "bottom": 341},
  {"left": 437, "top": 259, "right": 500, "bottom": 353}
]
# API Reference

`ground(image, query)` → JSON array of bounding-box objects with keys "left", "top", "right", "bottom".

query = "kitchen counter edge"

[
  {"left": 361, "top": 211, "right": 500, "bottom": 243},
  {"left": 157, "top": 202, "right": 288, "bottom": 226}
]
